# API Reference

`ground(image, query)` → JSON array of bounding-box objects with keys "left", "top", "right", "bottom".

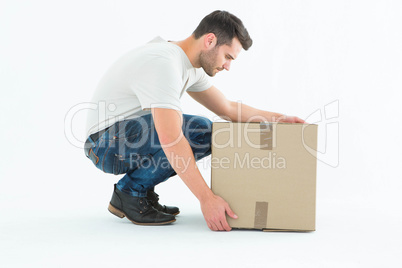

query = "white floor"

[{"left": 1, "top": 164, "right": 401, "bottom": 268}]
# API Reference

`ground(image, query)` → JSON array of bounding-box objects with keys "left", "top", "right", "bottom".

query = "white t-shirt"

[{"left": 86, "top": 36, "right": 212, "bottom": 136}]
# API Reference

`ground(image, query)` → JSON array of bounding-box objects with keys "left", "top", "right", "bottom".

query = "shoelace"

[{"left": 138, "top": 198, "right": 150, "bottom": 212}]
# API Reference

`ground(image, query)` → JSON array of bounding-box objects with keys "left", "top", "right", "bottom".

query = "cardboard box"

[{"left": 211, "top": 122, "right": 318, "bottom": 231}]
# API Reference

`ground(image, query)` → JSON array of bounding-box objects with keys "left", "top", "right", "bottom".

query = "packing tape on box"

[
  {"left": 260, "top": 122, "right": 273, "bottom": 150},
  {"left": 254, "top": 202, "right": 268, "bottom": 229}
]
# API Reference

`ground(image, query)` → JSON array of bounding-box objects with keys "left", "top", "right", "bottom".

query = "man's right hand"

[{"left": 200, "top": 193, "right": 238, "bottom": 231}]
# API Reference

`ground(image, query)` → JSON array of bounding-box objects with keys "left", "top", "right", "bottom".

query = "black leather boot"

[
  {"left": 108, "top": 184, "right": 176, "bottom": 225},
  {"left": 147, "top": 190, "right": 180, "bottom": 216}
]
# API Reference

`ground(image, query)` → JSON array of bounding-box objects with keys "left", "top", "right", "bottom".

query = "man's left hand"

[{"left": 274, "top": 115, "right": 306, "bottom": 124}]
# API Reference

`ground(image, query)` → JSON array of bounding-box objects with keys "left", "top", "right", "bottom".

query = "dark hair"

[{"left": 193, "top": 10, "right": 253, "bottom": 50}]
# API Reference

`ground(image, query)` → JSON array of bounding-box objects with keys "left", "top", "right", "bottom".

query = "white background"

[{"left": 1, "top": 0, "right": 401, "bottom": 267}]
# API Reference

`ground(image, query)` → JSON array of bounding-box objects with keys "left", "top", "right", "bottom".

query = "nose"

[{"left": 223, "top": 60, "right": 231, "bottom": 71}]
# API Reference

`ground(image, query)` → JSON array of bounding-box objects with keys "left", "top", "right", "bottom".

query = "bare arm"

[
  {"left": 187, "top": 86, "right": 305, "bottom": 123},
  {"left": 151, "top": 107, "right": 237, "bottom": 231}
]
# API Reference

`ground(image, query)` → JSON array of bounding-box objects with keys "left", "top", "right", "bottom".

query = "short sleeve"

[
  {"left": 186, "top": 70, "right": 212, "bottom": 92},
  {"left": 131, "top": 58, "right": 182, "bottom": 111}
]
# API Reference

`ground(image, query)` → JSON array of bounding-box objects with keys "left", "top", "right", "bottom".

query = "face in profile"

[{"left": 199, "top": 37, "right": 242, "bottom": 77}]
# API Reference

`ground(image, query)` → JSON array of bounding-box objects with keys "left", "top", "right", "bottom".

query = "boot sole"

[{"left": 108, "top": 203, "right": 176, "bottom": 226}]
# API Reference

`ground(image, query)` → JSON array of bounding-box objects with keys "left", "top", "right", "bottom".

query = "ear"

[{"left": 203, "top": 33, "right": 217, "bottom": 50}]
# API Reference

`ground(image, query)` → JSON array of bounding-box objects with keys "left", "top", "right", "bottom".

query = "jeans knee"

[
  {"left": 183, "top": 115, "right": 212, "bottom": 150},
  {"left": 186, "top": 115, "right": 212, "bottom": 131},
  {"left": 184, "top": 115, "right": 212, "bottom": 133}
]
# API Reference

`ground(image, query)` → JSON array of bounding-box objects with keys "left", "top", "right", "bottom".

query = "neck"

[{"left": 171, "top": 35, "right": 201, "bottom": 68}]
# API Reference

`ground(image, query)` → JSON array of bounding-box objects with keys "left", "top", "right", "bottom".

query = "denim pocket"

[
  {"left": 94, "top": 123, "right": 154, "bottom": 175},
  {"left": 88, "top": 148, "right": 99, "bottom": 165}
]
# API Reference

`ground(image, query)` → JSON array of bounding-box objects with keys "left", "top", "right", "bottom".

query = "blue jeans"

[{"left": 85, "top": 113, "right": 212, "bottom": 197}]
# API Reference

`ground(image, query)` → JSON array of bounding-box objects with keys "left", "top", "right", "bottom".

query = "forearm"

[
  {"left": 227, "top": 101, "right": 285, "bottom": 123},
  {"left": 152, "top": 108, "right": 235, "bottom": 231},
  {"left": 159, "top": 134, "right": 212, "bottom": 202}
]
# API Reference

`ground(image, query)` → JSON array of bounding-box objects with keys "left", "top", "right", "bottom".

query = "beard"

[{"left": 199, "top": 47, "right": 220, "bottom": 77}]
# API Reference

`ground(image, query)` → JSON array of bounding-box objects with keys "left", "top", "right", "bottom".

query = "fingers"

[
  {"left": 209, "top": 221, "right": 219, "bottom": 231},
  {"left": 208, "top": 218, "right": 231, "bottom": 231},
  {"left": 297, "top": 117, "right": 306, "bottom": 123},
  {"left": 211, "top": 220, "right": 230, "bottom": 231},
  {"left": 207, "top": 222, "right": 214, "bottom": 231},
  {"left": 225, "top": 204, "right": 238, "bottom": 219},
  {"left": 221, "top": 205, "right": 236, "bottom": 231},
  {"left": 216, "top": 221, "right": 226, "bottom": 231},
  {"left": 208, "top": 220, "right": 223, "bottom": 231},
  {"left": 202, "top": 195, "right": 236, "bottom": 231},
  {"left": 221, "top": 218, "right": 232, "bottom": 231},
  {"left": 293, "top": 116, "right": 307, "bottom": 123}
]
